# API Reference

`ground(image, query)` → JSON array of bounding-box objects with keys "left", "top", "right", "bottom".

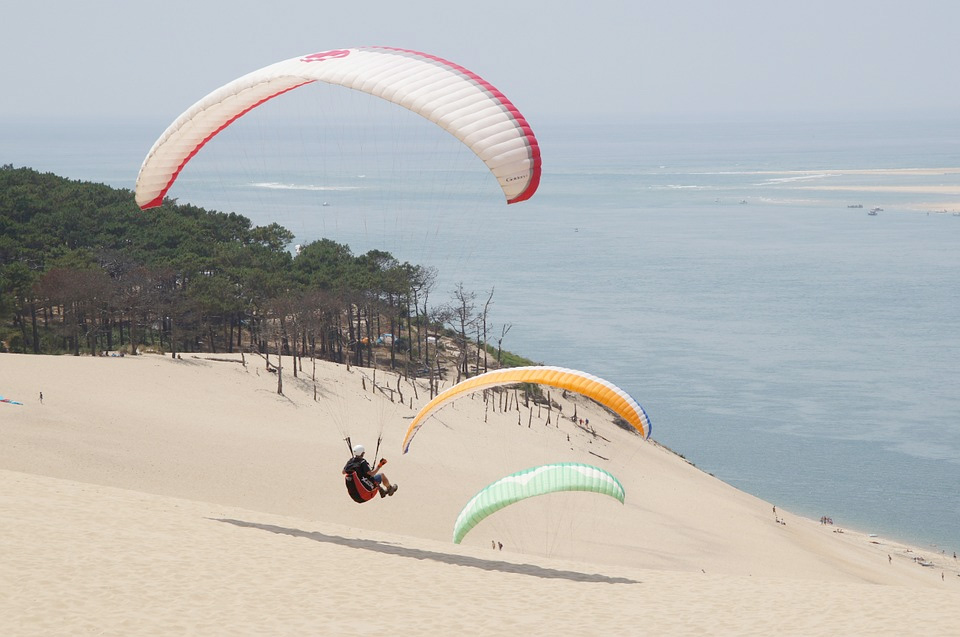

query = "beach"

[{"left": 2, "top": 351, "right": 958, "bottom": 635}]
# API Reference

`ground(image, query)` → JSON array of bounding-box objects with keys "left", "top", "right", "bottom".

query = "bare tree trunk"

[
  {"left": 30, "top": 304, "right": 40, "bottom": 354},
  {"left": 288, "top": 320, "right": 298, "bottom": 379},
  {"left": 364, "top": 307, "right": 373, "bottom": 367},
  {"left": 497, "top": 323, "right": 512, "bottom": 366},
  {"left": 475, "top": 323, "right": 482, "bottom": 378},
  {"left": 405, "top": 298, "right": 414, "bottom": 367},
  {"left": 427, "top": 336, "right": 435, "bottom": 398},
  {"left": 448, "top": 283, "right": 476, "bottom": 381},
  {"left": 389, "top": 313, "right": 397, "bottom": 369},
  {"left": 419, "top": 295, "right": 429, "bottom": 366},
  {"left": 355, "top": 305, "right": 364, "bottom": 367},
  {"left": 167, "top": 316, "right": 177, "bottom": 360},
  {"left": 276, "top": 332, "right": 283, "bottom": 395},
  {"left": 480, "top": 288, "right": 493, "bottom": 373},
  {"left": 435, "top": 357, "right": 443, "bottom": 396}
]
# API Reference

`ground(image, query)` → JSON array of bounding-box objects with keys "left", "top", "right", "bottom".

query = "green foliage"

[
  {"left": 482, "top": 342, "right": 538, "bottom": 368},
  {"left": 0, "top": 166, "right": 482, "bottom": 368},
  {"left": 498, "top": 349, "right": 539, "bottom": 368}
]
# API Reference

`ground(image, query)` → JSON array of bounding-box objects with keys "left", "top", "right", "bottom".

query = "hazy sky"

[{"left": 3, "top": 0, "right": 959, "bottom": 124}]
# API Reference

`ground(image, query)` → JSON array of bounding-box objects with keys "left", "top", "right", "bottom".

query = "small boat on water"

[{"left": 868, "top": 207, "right": 881, "bottom": 215}]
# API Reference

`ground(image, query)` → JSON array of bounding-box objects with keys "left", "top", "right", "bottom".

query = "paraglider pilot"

[{"left": 344, "top": 444, "right": 397, "bottom": 497}]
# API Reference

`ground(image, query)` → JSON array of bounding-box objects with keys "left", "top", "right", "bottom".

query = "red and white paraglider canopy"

[{"left": 135, "top": 46, "right": 541, "bottom": 210}]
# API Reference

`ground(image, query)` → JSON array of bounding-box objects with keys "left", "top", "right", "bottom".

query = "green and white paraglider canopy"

[{"left": 452, "top": 462, "right": 625, "bottom": 544}]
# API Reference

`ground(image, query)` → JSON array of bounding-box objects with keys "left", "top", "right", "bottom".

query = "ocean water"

[{"left": 3, "top": 110, "right": 959, "bottom": 552}]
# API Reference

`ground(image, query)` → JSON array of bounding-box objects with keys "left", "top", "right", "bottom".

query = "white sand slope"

[{"left": 1, "top": 352, "right": 958, "bottom": 635}]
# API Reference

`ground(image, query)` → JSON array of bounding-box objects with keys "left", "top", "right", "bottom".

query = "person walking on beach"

[{"left": 343, "top": 444, "right": 397, "bottom": 497}]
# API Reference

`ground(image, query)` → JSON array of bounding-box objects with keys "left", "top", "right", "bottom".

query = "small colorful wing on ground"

[
  {"left": 1, "top": 396, "right": 23, "bottom": 405},
  {"left": 402, "top": 366, "right": 651, "bottom": 453},
  {"left": 135, "top": 46, "right": 540, "bottom": 209},
  {"left": 452, "top": 462, "right": 625, "bottom": 544}
]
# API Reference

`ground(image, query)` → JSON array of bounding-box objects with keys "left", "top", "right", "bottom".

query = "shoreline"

[{"left": 650, "top": 436, "right": 955, "bottom": 560}]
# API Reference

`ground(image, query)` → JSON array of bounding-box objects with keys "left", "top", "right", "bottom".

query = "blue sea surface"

[{"left": 3, "top": 111, "right": 959, "bottom": 552}]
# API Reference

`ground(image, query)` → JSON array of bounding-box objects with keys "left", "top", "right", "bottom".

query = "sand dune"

[{"left": 1, "top": 352, "right": 958, "bottom": 635}]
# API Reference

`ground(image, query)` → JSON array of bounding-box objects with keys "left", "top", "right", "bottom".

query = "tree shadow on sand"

[{"left": 215, "top": 518, "right": 639, "bottom": 585}]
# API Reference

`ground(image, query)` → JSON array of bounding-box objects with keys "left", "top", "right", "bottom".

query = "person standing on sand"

[{"left": 39, "top": 391, "right": 43, "bottom": 405}]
